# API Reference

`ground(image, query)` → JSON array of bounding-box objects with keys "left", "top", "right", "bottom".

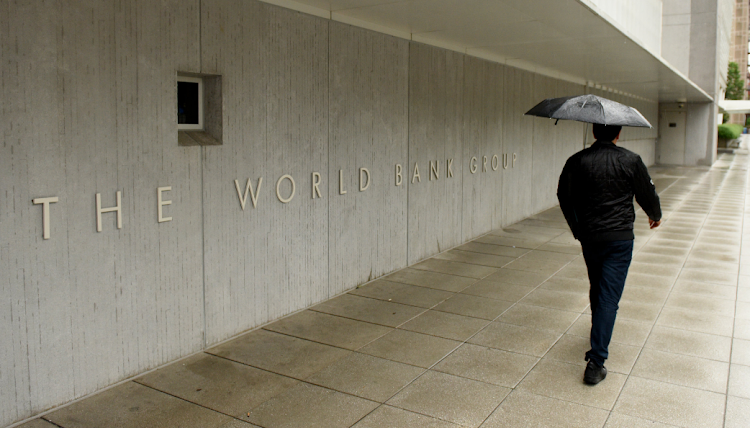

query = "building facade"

[{"left": 0, "top": 0, "right": 732, "bottom": 426}]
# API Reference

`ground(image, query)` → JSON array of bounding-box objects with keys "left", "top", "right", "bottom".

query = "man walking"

[{"left": 557, "top": 123, "right": 662, "bottom": 385}]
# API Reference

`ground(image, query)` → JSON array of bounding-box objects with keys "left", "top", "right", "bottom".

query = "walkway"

[{"left": 13, "top": 151, "right": 750, "bottom": 428}]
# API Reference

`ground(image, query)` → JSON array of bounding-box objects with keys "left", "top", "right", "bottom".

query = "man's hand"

[{"left": 649, "top": 218, "right": 661, "bottom": 229}]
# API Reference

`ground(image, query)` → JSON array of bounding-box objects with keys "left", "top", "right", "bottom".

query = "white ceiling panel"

[{"left": 263, "top": 0, "right": 712, "bottom": 102}]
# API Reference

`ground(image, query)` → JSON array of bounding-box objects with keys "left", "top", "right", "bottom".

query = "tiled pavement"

[{"left": 15, "top": 151, "right": 750, "bottom": 428}]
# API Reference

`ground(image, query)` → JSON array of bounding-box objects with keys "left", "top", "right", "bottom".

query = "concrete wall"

[
  {"left": 0, "top": 1, "right": 627, "bottom": 426},
  {"left": 659, "top": 0, "right": 729, "bottom": 167},
  {"left": 662, "top": 0, "right": 692, "bottom": 75},
  {"left": 1, "top": 1, "right": 206, "bottom": 425},
  {"left": 586, "top": 0, "right": 663, "bottom": 55}
]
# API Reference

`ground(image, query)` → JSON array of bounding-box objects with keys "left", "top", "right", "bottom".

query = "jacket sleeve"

[
  {"left": 631, "top": 156, "right": 662, "bottom": 221},
  {"left": 557, "top": 157, "right": 580, "bottom": 239}
]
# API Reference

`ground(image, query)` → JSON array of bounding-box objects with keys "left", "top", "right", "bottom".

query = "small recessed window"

[{"left": 177, "top": 76, "right": 203, "bottom": 130}]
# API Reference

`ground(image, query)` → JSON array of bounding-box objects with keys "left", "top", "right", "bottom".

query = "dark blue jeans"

[{"left": 581, "top": 239, "right": 634, "bottom": 366}]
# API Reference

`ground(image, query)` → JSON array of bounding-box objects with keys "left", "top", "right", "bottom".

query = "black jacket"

[{"left": 557, "top": 140, "right": 661, "bottom": 242}]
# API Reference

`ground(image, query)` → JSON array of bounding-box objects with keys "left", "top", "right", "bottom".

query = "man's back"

[{"left": 557, "top": 140, "right": 661, "bottom": 242}]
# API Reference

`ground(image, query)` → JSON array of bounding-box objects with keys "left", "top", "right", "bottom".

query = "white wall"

[
  {"left": 661, "top": 0, "right": 692, "bottom": 75},
  {"left": 659, "top": 0, "right": 728, "bottom": 167},
  {"left": 0, "top": 1, "right": 594, "bottom": 425},
  {"left": 585, "top": 0, "right": 664, "bottom": 55}
]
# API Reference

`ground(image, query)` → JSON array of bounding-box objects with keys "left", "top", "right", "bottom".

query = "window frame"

[{"left": 177, "top": 76, "right": 204, "bottom": 131}]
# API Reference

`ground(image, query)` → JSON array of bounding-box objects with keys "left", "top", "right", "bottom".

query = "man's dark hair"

[{"left": 592, "top": 124, "right": 622, "bottom": 142}]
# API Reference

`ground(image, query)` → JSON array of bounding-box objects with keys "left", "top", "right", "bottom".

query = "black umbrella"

[{"left": 525, "top": 94, "right": 652, "bottom": 128}]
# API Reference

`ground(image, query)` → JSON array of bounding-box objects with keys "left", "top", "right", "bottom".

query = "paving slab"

[
  {"left": 656, "top": 306, "right": 735, "bottom": 336},
  {"left": 432, "top": 249, "right": 515, "bottom": 268},
  {"left": 619, "top": 284, "right": 669, "bottom": 305},
  {"left": 613, "top": 376, "right": 726, "bottom": 428},
  {"left": 728, "top": 363, "right": 750, "bottom": 399},
  {"left": 310, "top": 294, "right": 426, "bottom": 327},
  {"left": 135, "top": 353, "right": 301, "bottom": 418},
  {"left": 732, "top": 338, "right": 750, "bottom": 365},
  {"left": 518, "top": 288, "right": 590, "bottom": 313},
  {"left": 207, "top": 329, "right": 351, "bottom": 379},
  {"left": 456, "top": 242, "right": 530, "bottom": 257},
  {"left": 474, "top": 234, "right": 544, "bottom": 249},
  {"left": 497, "top": 304, "right": 579, "bottom": 333},
  {"left": 410, "top": 258, "right": 498, "bottom": 279},
  {"left": 604, "top": 412, "right": 679, "bottom": 428},
  {"left": 645, "top": 325, "right": 732, "bottom": 362},
  {"left": 538, "top": 275, "right": 590, "bottom": 293},
  {"left": 14, "top": 420, "right": 60, "bottom": 428},
  {"left": 725, "top": 396, "right": 750, "bottom": 428},
  {"left": 567, "top": 314, "right": 652, "bottom": 347},
  {"left": 477, "top": 267, "right": 551, "bottom": 287},
  {"left": 348, "top": 280, "right": 454, "bottom": 308},
  {"left": 45, "top": 382, "right": 232, "bottom": 428},
  {"left": 469, "top": 321, "right": 561, "bottom": 357},
  {"left": 460, "top": 280, "right": 534, "bottom": 302},
  {"left": 385, "top": 268, "right": 477, "bottom": 292},
  {"left": 481, "top": 390, "right": 609, "bottom": 428},
  {"left": 630, "top": 348, "right": 729, "bottom": 393},
  {"left": 305, "top": 353, "right": 424, "bottom": 402},
  {"left": 664, "top": 292, "right": 736, "bottom": 317},
  {"left": 671, "top": 279, "right": 737, "bottom": 300},
  {"left": 386, "top": 371, "right": 510, "bottom": 428},
  {"left": 264, "top": 310, "right": 391, "bottom": 350},
  {"left": 245, "top": 382, "right": 378, "bottom": 428},
  {"left": 432, "top": 343, "right": 538, "bottom": 388},
  {"left": 516, "top": 359, "right": 627, "bottom": 410},
  {"left": 351, "top": 405, "right": 461, "bottom": 428},
  {"left": 503, "top": 258, "right": 569, "bottom": 276},
  {"left": 398, "top": 309, "right": 489, "bottom": 341},
  {"left": 432, "top": 293, "right": 513, "bottom": 320},
  {"left": 544, "top": 334, "right": 640, "bottom": 374},
  {"left": 357, "top": 329, "right": 461, "bottom": 368}
]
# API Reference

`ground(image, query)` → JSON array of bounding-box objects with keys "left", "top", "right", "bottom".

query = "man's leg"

[{"left": 582, "top": 240, "right": 634, "bottom": 366}]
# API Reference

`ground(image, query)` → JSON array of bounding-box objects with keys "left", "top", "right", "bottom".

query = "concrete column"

[{"left": 686, "top": 102, "right": 718, "bottom": 166}]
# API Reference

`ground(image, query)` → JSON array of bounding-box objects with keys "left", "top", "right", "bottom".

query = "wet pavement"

[{"left": 14, "top": 151, "right": 750, "bottom": 428}]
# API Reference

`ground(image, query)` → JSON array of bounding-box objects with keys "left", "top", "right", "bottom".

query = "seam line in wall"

[
  {"left": 327, "top": 20, "right": 331, "bottom": 299},
  {"left": 406, "top": 41, "right": 411, "bottom": 266},
  {"left": 199, "top": 1, "right": 207, "bottom": 349}
]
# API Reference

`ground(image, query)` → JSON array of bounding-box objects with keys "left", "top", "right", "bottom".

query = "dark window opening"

[{"left": 178, "top": 81, "right": 200, "bottom": 125}]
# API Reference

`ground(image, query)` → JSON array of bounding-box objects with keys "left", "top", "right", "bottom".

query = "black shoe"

[{"left": 583, "top": 361, "right": 607, "bottom": 385}]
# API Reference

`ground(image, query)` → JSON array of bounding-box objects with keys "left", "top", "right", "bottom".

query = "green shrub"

[
  {"left": 745, "top": 116, "right": 750, "bottom": 127},
  {"left": 718, "top": 123, "right": 743, "bottom": 140}
]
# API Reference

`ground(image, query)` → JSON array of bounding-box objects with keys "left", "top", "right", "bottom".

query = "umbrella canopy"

[{"left": 525, "top": 94, "right": 652, "bottom": 128}]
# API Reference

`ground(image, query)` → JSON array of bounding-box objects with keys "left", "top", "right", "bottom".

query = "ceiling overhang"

[
  {"left": 261, "top": 0, "right": 713, "bottom": 104},
  {"left": 718, "top": 100, "right": 750, "bottom": 114}
]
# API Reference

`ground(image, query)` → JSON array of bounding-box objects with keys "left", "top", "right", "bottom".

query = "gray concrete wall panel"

[
  {"left": 689, "top": 10, "right": 720, "bottom": 96},
  {"left": 0, "top": 0, "right": 205, "bottom": 424},
  {"left": 530, "top": 77, "right": 586, "bottom": 212},
  {"left": 201, "top": 0, "right": 329, "bottom": 346},
  {"left": 686, "top": 103, "right": 716, "bottom": 166},
  {"left": 328, "top": 23, "right": 409, "bottom": 296},
  {"left": 407, "top": 43, "right": 465, "bottom": 264},
  {"left": 502, "top": 67, "right": 536, "bottom": 226},
  {"left": 461, "top": 57, "right": 504, "bottom": 239}
]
